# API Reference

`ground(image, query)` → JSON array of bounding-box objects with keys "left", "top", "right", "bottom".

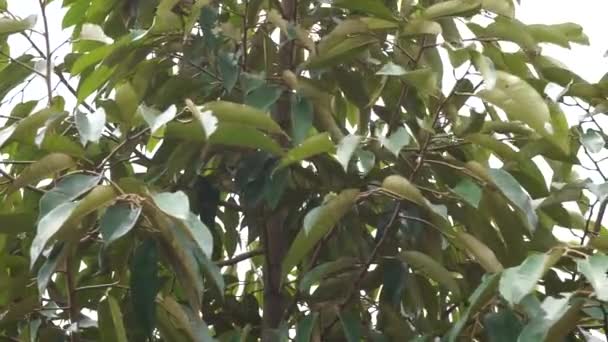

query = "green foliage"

[{"left": 1, "top": 0, "right": 608, "bottom": 340}]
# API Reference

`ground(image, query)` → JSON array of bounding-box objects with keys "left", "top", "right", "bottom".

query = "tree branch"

[{"left": 215, "top": 249, "right": 264, "bottom": 267}]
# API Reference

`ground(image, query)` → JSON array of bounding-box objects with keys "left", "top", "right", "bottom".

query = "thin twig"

[
  {"left": 216, "top": 248, "right": 264, "bottom": 267},
  {"left": 75, "top": 280, "right": 128, "bottom": 292},
  {"left": 39, "top": 0, "right": 53, "bottom": 103}
]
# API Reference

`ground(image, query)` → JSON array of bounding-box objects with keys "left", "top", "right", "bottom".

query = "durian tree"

[{"left": 1, "top": 0, "right": 608, "bottom": 340}]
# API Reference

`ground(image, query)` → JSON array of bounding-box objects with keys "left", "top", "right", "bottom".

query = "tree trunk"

[{"left": 261, "top": 0, "right": 296, "bottom": 340}]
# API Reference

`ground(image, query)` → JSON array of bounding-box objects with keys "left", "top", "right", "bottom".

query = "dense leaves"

[{"left": 1, "top": 0, "right": 608, "bottom": 340}]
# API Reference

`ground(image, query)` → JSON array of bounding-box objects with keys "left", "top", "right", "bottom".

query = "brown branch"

[
  {"left": 215, "top": 248, "right": 264, "bottom": 267},
  {"left": 65, "top": 253, "right": 80, "bottom": 342},
  {"left": 38, "top": 0, "right": 53, "bottom": 104}
]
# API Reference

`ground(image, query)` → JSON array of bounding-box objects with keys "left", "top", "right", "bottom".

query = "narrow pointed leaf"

[
  {"left": 499, "top": 248, "right": 565, "bottom": 305},
  {"left": 400, "top": 251, "right": 461, "bottom": 299},
  {"left": 100, "top": 203, "right": 141, "bottom": 247},
  {"left": 75, "top": 108, "right": 106, "bottom": 145},
  {"left": 277, "top": 133, "right": 334, "bottom": 170},
  {"left": 98, "top": 295, "right": 128, "bottom": 342},
  {"left": 282, "top": 189, "right": 359, "bottom": 276},
  {"left": 456, "top": 231, "right": 504, "bottom": 273},
  {"left": 336, "top": 135, "right": 361, "bottom": 171},
  {"left": 9, "top": 153, "right": 75, "bottom": 194},
  {"left": 577, "top": 254, "right": 608, "bottom": 301}
]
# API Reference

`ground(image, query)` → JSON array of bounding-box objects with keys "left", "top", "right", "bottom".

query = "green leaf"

[
  {"left": 0, "top": 123, "right": 17, "bottom": 149},
  {"left": 499, "top": 248, "right": 565, "bottom": 305},
  {"left": 487, "top": 168, "right": 538, "bottom": 233},
  {"left": 402, "top": 68, "right": 438, "bottom": 95},
  {"left": 473, "top": 52, "right": 497, "bottom": 89},
  {"left": 245, "top": 84, "right": 283, "bottom": 111},
  {"left": 332, "top": 0, "right": 395, "bottom": 20},
  {"left": 0, "top": 55, "right": 34, "bottom": 102},
  {"left": 380, "top": 126, "right": 411, "bottom": 157},
  {"left": 77, "top": 65, "right": 113, "bottom": 101},
  {"left": 37, "top": 243, "right": 66, "bottom": 295},
  {"left": 152, "top": 191, "right": 190, "bottom": 220},
  {"left": 115, "top": 82, "right": 139, "bottom": 125},
  {"left": 577, "top": 254, "right": 608, "bottom": 301},
  {"left": 422, "top": 0, "right": 482, "bottom": 19},
  {"left": 282, "top": 189, "right": 359, "bottom": 276},
  {"left": 201, "top": 101, "right": 284, "bottom": 134},
  {"left": 181, "top": 212, "right": 214, "bottom": 258},
  {"left": 455, "top": 231, "right": 503, "bottom": 273},
  {"left": 291, "top": 95, "right": 314, "bottom": 144},
  {"left": 477, "top": 71, "right": 552, "bottom": 137},
  {"left": 71, "top": 44, "right": 113, "bottom": 75},
  {"left": 0, "top": 212, "right": 35, "bottom": 235},
  {"left": 306, "top": 35, "right": 376, "bottom": 70},
  {"left": 400, "top": 251, "right": 461, "bottom": 299},
  {"left": 79, "top": 23, "right": 112, "bottom": 43},
  {"left": 75, "top": 108, "right": 106, "bottom": 145},
  {"left": 209, "top": 124, "right": 284, "bottom": 155},
  {"left": 518, "top": 294, "right": 576, "bottom": 342},
  {"left": 299, "top": 258, "right": 356, "bottom": 293},
  {"left": 218, "top": 52, "right": 239, "bottom": 91},
  {"left": 376, "top": 62, "right": 406, "bottom": 76},
  {"left": 582, "top": 129, "right": 605, "bottom": 153},
  {"left": 296, "top": 313, "right": 318, "bottom": 342},
  {"left": 0, "top": 15, "right": 37, "bottom": 35},
  {"left": 382, "top": 175, "right": 427, "bottom": 206},
  {"left": 483, "top": 309, "right": 523, "bottom": 342},
  {"left": 482, "top": 0, "right": 515, "bottom": 18},
  {"left": 336, "top": 134, "right": 361, "bottom": 172},
  {"left": 38, "top": 173, "right": 102, "bottom": 220},
  {"left": 446, "top": 274, "right": 500, "bottom": 341},
  {"left": 139, "top": 104, "right": 176, "bottom": 133},
  {"left": 131, "top": 239, "right": 159, "bottom": 339},
  {"left": 98, "top": 295, "right": 128, "bottom": 342},
  {"left": 197, "top": 251, "right": 225, "bottom": 297},
  {"left": 402, "top": 19, "right": 443, "bottom": 36},
  {"left": 356, "top": 149, "right": 375, "bottom": 176},
  {"left": 100, "top": 203, "right": 141, "bottom": 247},
  {"left": 528, "top": 23, "right": 589, "bottom": 48},
  {"left": 452, "top": 179, "right": 482, "bottom": 208},
  {"left": 156, "top": 296, "right": 215, "bottom": 342},
  {"left": 9, "top": 153, "right": 75, "bottom": 194},
  {"left": 339, "top": 311, "right": 362, "bottom": 342},
  {"left": 30, "top": 202, "right": 77, "bottom": 269},
  {"left": 277, "top": 133, "right": 335, "bottom": 170}
]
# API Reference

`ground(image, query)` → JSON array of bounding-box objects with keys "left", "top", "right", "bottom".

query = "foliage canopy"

[{"left": 1, "top": 0, "right": 608, "bottom": 341}]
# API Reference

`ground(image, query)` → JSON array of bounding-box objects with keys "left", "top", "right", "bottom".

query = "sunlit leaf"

[
  {"left": 152, "top": 191, "right": 191, "bottom": 220},
  {"left": 477, "top": 71, "right": 552, "bottom": 137},
  {"left": 139, "top": 104, "right": 176, "bottom": 133},
  {"left": 422, "top": 0, "right": 482, "bottom": 19},
  {"left": 380, "top": 126, "right": 411, "bottom": 157},
  {"left": 277, "top": 133, "right": 334, "bottom": 170},
  {"left": 499, "top": 248, "right": 565, "bottom": 305},
  {"left": 100, "top": 203, "right": 141, "bottom": 247},
  {"left": 577, "top": 254, "right": 608, "bottom": 301},
  {"left": 75, "top": 108, "right": 106, "bottom": 145},
  {"left": 0, "top": 15, "right": 36, "bottom": 35},
  {"left": 582, "top": 129, "right": 605, "bottom": 153},
  {"left": 336, "top": 134, "right": 361, "bottom": 171}
]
